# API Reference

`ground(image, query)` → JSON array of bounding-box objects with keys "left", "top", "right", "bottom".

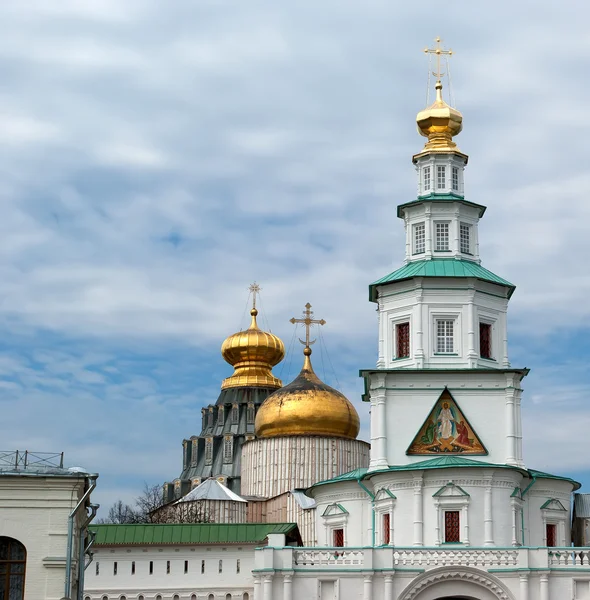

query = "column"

[
  {"left": 511, "top": 500, "right": 519, "bottom": 546},
  {"left": 484, "top": 480, "right": 494, "bottom": 546},
  {"left": 462, "top": 504, "right": 470, "bottom": 546},
  {"left": 253, "top": 576, "right": 261, "bottom": 600},
  {"left": 363, "top": 573, "right": 373, "bottom": 600},
  {"left": 413, "top": 476, "right": 424, "bottom": 546},
  {"left": 384, "top": 574, "right": 394, "bottom": 600},
  {"left": 415, "top": 295, "right": 425, "bottom": 367},
  {"left": 369, "top": 377, "right": 388, "bottom": 471},
  {"left": 515, "top": 388, "right": 524, "bottom": 466},
  {"left": 466, "top": 290, "right": 477, "bottom": 366},
  {"left": 519, "top": 573, "right": 529, "bottom": 600},
  {"left": 505, "top": 383, "right": 517, "bottom": 465},
  {"left": 433, "top": 500, "right": 441, "bottom": 546},
  {"left": 452, "top": 209, "right": 460, "bottom": 256},
  {"left": 425, "top": 207, "right": 432, "bottom": 255},
  {"left": 377, "top": 306, "right": 385, "bottom": 368},
  {"left": 500, "top": 312, "right": 510, "bottom": 368},
  {"left": 404, "top": 214, "right": 411, "bottom": 260},
  {"left": 539, "top": 572, "right": 549, "bottom": 600},
  {"left": 283, "top": 572, "right": 293, "bottom": 600},
  {"left": 263, "top": 574, "right": 273, "bottom": 600}
]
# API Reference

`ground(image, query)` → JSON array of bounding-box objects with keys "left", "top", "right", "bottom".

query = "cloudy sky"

[{"left": 0, "top": 1, "right": 589, "bottom": 513}]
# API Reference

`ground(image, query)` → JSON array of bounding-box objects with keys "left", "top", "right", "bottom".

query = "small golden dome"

[
  {"left": 255, "top": 347, "right": 360, "bottom": 439},
  {"left": 415, "top": 80, "right": 463, "bottom": 155},
  {"left": 221, "top": 308, "right": 285, "bottom": 390}
]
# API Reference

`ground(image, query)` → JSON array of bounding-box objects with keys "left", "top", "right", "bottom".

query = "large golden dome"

[
  {"left": 255, "top": 347, "right": 360, "bottom": 439},
  {"left": 415, "top": 80, "right": 464, "bottom": 156},
  {"left": 221, "top": 308, "right": 285, "bottom": 390}
]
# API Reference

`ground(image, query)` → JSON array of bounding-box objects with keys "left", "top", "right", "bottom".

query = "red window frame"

[
  {"left": 333, "top": 529, "right": 344, "bottom": 547},
  {"left": 396, "top": 322, "right": 410, "bottom": 358},
  {"left": 382, "top": 513, "right": 391, "bottom": 545},
  {"left": 546, "top": 523, "right": 557, "bottom": 547},
  {"left": 444, "top": 511, "right": 461, "bottom": 543},
  {"left": 479, "top": 323, "right": 492, "bottom": 359}
]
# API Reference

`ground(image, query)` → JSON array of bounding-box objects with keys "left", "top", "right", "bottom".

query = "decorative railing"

[
  {"left": 293, "top": 549, "right": 364, "bottom": 567},
  {"left": 393, "top": 548, "right": 519, "bottom": 568},
  {"left": 0, "top": 450, "right": 64, "bottom": 470},
  {"left": 548, "top": 548, "right": 590, "bottom": 567}
]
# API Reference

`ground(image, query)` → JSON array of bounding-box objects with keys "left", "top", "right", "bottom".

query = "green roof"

[
  {"left": 369, "top": 259, "right": 515, "bottom": 302},
  {"left": 310, "top": 457, "right": 580, "bottom": 491},
  {"left": 90, "top": 523, "right": 298, "bottom": 546}
]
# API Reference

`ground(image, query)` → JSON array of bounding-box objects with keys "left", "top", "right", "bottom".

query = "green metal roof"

[
  {"left": 90, "top": 523, "right": 298, "bottom": 546},
  {"left": 369, "top": 259, "right": 515, "bottom": 302},
  {"left": 397, "top": 195, "right": 487, "bottom": 219},
  {"left": 310, "top": 457, "right": 580, "bottom": 491}
]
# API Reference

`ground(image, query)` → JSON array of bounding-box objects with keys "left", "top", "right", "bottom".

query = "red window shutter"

[
  {"left": 444, "top": 511, "right": 461, "bottom": 543},
  {"left": 479, "top": 323, "right": 492, "bottom": 359},
  {"left": 396, "top": 323, "right": 410, "bottom": 358},
  {"left": 546, "top": 524, "right": 557, "bottom": 547},
  {"left": 333, "top": 529, "right": 344, "bottom": 547},
  {"left": 383, "top": 513, "right": 390, "bottom": 545}
]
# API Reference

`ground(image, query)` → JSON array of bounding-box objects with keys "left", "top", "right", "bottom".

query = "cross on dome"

[
  {"left": 289, "top": 303, "right": 326, "bottom": 353},
  {"left": 424, "top": 36, "right": 453, "bottom": 84},
  {"left": 248, "top": 282, "right": 261, "bottom": 310}
]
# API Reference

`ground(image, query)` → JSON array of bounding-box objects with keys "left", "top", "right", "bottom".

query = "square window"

[
  {"left": 413, "top": 223, "right": 425, "bottom": 254},
  {"left": 382, "top": 513, "right": 391, "bottom": 545},
  {"left": 437, "top": 165, "right": 446, "bottom": 189},
  {"left": 546, "top": 523, "right": 557, "bottom": 547},
  {"left": 452, "top": 166, "right": 459, "bottom": 191},
  {"left": 423, "top": 166, "right": 431, "bottom": 192},
  {"left": 395, "top": 323, "right": 410, "bottom": 359},
  {"left": 436, "top": 320, "right": 454, "bottom": 353},
  {"left": 333, "top": 529, "right": 344, "bottom": 547},
  {"left": 444, "top": 510, "right": 461, "bottom": 543},
  {"left": 460, "top": 223, "right": 471, "bottom": 254},
  {"left": 479, "top": 323, "right": 492, "bottom": 359},
  {"left": 435, "top": 223, "right": 449, "bottom": 251}
]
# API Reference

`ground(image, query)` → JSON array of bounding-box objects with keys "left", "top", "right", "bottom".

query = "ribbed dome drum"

[
  {"left": 255, "top": 347, "right": 360, "bottom": 439},
  {"left": 221, "top": 308, "right": 285, "bottom": 390}
]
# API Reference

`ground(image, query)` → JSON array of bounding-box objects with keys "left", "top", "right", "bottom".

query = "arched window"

[
  {"left": 138, "top": 596, "right": 145, "bottom": 600},
  {"left": 226, "top": 594, "right": 232, "bottom": 600},
  {"left": 101, "top": 596, "right": 108, "bottom": 600},
  {"left": 0, "top": 538, "right": 26, "bottom": 600},
  {"left": 173, "top": 596, "right": 180, "bottom": 600},
  {"left": 243, "top": 594, "right": 250, "bottom": 600},
  {"left": 208, "top": 595, "right": 215, "bottom": 600},
  {"left": 155, "top": 596, "right": 162, "bottom": 600},
  {"left": 190, "top": 595, "right": 197, "bottom": 600}
]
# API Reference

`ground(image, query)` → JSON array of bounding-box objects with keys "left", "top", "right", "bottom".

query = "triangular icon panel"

[{"left": 407, "top": 388, "right": 487, "bottom": 456}]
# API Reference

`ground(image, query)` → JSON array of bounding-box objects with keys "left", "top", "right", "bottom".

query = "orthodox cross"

[
  {"left": 424, "top": 36, "right": 453, "bottom": 81},
  {"left": 290, "top": 302, "right": 326, "bottom": 349},
  {"left": 249, "top": 282, "right": 261, "bottom": 309}
]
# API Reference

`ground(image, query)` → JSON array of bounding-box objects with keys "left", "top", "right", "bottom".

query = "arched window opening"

[
  {"left": 173, "top": 595, "right": 180, "bottom": 600},
  {"left": 191, "top": 595, "right": 197, "bottom": 600},
  {"left": 208, "top": 594, "right": 215, "bottom": 600},
  {"left": 226, "top": 594, "right": 232, "bottom": 600},
  {"left": 0, "top": 537, "right": 26, "bottom": 600},
  {"left": 155, "top": 596, "right": 162, "bottom": 600},
  {"left": 138, "top": 596, "right": 145, "bottom": 600},
  {"left": 243, "top": 593, "right": 250, "bottom": 600},
  {"left": 101, "top": 596, "right": 108, "bottom": 600}
]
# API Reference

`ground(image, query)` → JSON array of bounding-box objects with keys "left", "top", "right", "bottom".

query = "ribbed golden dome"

[
  {"left": 221, "top": 308, "right": 285, "bottom": 390},
  {"left": 415, "top": 80, "right": 463, "bottom": 155},
  {"left": 255, "top": 347, "right": 360, "bottom": 439}
]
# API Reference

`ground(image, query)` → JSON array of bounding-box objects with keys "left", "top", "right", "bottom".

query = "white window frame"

[
  {"left": 437, "top": 165, "right": 446, "bottom": 190},
  {"left": 374, "top": 489, "right": 396, "bottom": 546},
  {"left": 435, "top": 222, "right": 450, "bottom": 252},
  {"left": 434, "top": 495, "right": 470, "bottom": 546},
  {"left": 392, "top": 318, "right": 411, "bottom": 360},
  {"left": 423, "top": 166, "right": 431, "bottom": 193},
  {"left": 459, "top": 222, "right": 471, "bottom": 254},
  {"left": 435, "top": 318, "right": 455, "bottom": 354},
  {"left": 452, "top": 166, "right": 459, "bottom": 191},
  {"left": 541, "top": 501, "right": 568, "bottom": 547},
  {"left": 413, "top": 222, "right": 426, "bottom": 254},
  {"left": 321, "top": 504, "right": 349, "bottom": 547},
  {"left": 478, "top": 320, "right": 494, "bottom": 361}
]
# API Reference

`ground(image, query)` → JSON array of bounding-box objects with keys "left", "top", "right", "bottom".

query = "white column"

[
  {"left": 505, "top": 382, "right": 517, "bottom": 465},
  {"left": 413, "top": 476, "right": 424, "bottom": 546},
  {"left": 452, "top": 209, "right": 460, "bottom": 256},
  {"left": 404, "top": 214, "right": 411, "bottom": 261},
  {"left": 501, "top": 311, "right": 510, "bottom": 368},
  {"left": 539, "top": 572, "right": 549, "bottom": 600},
  {"left": 415, "top": 295, "right": 425, "bottom": 367},
  {"left": 377, "top": 304, "right": 385, "bottom": 368},
  {"left": 515, "top": 388, "right": 524, "bottom": 466},
  {"left": 369, "top": 377, "right": 388, "bottom": 471},
  {"left": 434, "top": 500, "right": 441, "bottom": 546},
  {"left": 263, "top": 574, "right": 273, "bottom": 600},
  {"left": 519, "top": 574, "right": 529, "bottom": 600},
  {"left": 425, "top": 207, "right": 432, "bottom": 256},
  {"left": 462, "top": 504, "right": 470, "bottom": 546},
  {"left": 283, "top": 572, "right": 293, "bottom": 600},
  {"left": 363, "top": 573, "right": 373, "bottom": 600},
  {"left": 253, "top": 576, "right": 261, "bottom": 600},
  {"left": 484, "top": 480, "right": 494, "bottom": 546},
  {"left": 467, "top": 290, "right": 477, "bottom": 366},
  {"left": 511, "top": 500, "right": 519, "bottom": 546},
  {"left": 384, "top": 574, "right": 394, "bottom": 600}
]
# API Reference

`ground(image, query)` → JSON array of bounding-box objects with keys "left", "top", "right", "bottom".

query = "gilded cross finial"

[
  {"left": 289, "top": 302, "right": 326, "bottom": 350},
  {"left": 249, "top": 282, "right": 261, "bottom": 309},
  {"left": 424, "top": 36, "right": 453, "bottom": 83}
]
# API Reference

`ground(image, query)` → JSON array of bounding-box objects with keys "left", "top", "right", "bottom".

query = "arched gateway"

[{"left": 398, "top": 567, "right": 516, "bottom": 600}]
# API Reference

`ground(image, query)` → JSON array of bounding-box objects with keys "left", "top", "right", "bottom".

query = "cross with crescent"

[
  {"left": 249, "top": 282, "right": 261, "bottom": 309},
  {"left": 290, "top": 303, "right": 326, "bottom": 349},
  {"left": 424, "top": 36, "right": 453, "bottom": 82}
]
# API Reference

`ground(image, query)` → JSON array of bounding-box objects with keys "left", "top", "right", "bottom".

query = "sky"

[{"left": 0, "top": 0, "right": 589, "bottom": 514}]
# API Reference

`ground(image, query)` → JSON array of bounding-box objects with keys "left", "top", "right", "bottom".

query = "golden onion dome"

[
  {"left": 415, "top": 80, "right": 463, "bottom": 156},
  {"left": 255, "top": 346, "right": 360, "bottom": 439},
  {"left": 221, "top": 308, "right": 285, "bottom": 390}
]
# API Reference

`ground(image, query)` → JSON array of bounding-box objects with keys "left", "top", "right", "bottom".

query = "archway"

[
  {"left": 398, "top": 567, "right": 515, "bottom": 600},
  {"left": 0, "top": 537, "right": 26, "bottom": 600}
]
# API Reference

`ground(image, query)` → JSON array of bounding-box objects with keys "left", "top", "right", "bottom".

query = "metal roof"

[
  {"left": 90, "top": 523, "right": 298, "bottom": 546},
  {"left": 175, "top": 478, "right": 246, "bottom": 504},
  {"left": 369, "top": 259, "right": 515, "bottom": 302},
  {"left": 574, "top": 494, "right": 590, "bottom": 518},
  {"left": 0, "top": 450, "right": 95, "bottom": 478}
]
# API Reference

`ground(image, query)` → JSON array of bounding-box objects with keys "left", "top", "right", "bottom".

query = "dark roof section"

[{"left": 90, "top": 523, "right": 300, "bottom": 546}]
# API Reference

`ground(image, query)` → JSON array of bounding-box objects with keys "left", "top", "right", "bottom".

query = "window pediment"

[
  {"left": 433, "top": 481, "right": 470, "bottom": 498},
  {"left": 540, "top": 498, "right": 567, "bottom": 512}
]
